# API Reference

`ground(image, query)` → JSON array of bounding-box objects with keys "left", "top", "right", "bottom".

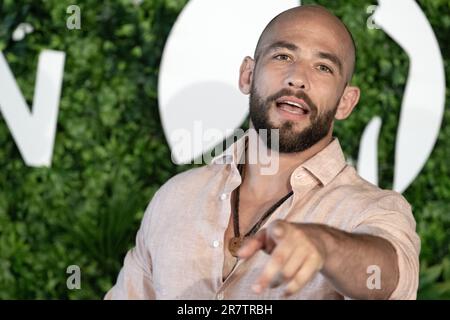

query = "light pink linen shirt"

[{"left": 105, "top": 133, "right": 420, "bottom": 300}]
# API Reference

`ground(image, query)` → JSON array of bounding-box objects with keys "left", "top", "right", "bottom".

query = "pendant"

[{"left": 229, "top": 236, "right": 244, "bottom": 257}]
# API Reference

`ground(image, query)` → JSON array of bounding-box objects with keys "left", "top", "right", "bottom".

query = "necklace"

[{"left": 228, "top": 162, "right": 294, "bottom": 257}]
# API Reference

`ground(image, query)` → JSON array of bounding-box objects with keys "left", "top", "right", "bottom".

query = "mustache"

[{"left": 266, "top": 88, "right": 318, "bottom": 115}]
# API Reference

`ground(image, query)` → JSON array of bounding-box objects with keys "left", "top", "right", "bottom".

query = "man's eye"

[
  {"left": 273, "top": 54, "right": 291, "bottom": 61},
  {"left": 318, "top": 65, "right": 333, "bottom": 73}
]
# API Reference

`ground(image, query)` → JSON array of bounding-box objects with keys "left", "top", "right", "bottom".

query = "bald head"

[{"left": 254, "top": 5, "right": 356, "bottom": 83}]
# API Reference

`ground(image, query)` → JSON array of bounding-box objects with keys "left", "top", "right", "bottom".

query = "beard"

[{"left": 249, "top": 84, "right": 339, "bottom": 153}]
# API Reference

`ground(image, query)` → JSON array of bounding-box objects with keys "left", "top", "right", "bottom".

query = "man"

[{"left": 106, "top": 5, "right": 420, "bottom": 300}]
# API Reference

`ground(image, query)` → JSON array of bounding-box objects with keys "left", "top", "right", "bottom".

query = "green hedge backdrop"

[{"left": 0, "top": 0, "right": 448, "bottom": 299}]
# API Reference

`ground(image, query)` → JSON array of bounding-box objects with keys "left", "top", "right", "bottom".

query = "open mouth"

[{"left": 275, "top": 97, "right": 311, "bottom": 116}]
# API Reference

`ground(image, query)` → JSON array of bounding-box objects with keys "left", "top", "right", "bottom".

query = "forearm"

[{"left": 301, "top": 224, "right": 399, "bottom": 299}]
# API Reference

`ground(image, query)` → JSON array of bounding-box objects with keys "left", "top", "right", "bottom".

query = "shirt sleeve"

[
  {"left": 350, "top": 193, "right": 421, "bottom": 300},
  {"left": 104, "top": 191, "right": 160, "bottom": 300}
]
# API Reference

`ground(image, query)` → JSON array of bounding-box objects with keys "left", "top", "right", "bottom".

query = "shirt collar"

[
  {"left": 299, "top": 138, "right": 347, "bottom": 186},
  {"left": 211, "top": 132, "right": 249, "bottom": 166},
  {"left": 211, "top": 131, "right": 347, "bottom": 187}
]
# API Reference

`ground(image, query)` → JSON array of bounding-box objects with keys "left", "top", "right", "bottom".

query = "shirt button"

[
  {"left": 220, "top": 193, "right": 228, "bottom": 201},
  {"left": 212, "top": 240, "right": 220, "bottom": 248},
  {"left": 217, "top": 292, "right": 224, "bottom": 300}
]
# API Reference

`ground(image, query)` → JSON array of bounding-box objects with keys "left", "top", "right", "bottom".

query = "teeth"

[
  {"left": 280, "top": 100, "right": 307, "bottom": 111},
  {"left": 285, "top": 101, "right": 301, "bottom": 108}
]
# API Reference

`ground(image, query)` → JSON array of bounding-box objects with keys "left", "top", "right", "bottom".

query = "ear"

[
  {"left": 238, "top": 56, "right": 255, "bottom": 95},
  {"left": 335, "top": 85, "right": 360, "bottom": 120}
]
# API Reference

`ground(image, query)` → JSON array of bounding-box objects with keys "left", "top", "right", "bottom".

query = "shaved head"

[{"left": 254, "top": 5, "right": 356, "bottom": 83}]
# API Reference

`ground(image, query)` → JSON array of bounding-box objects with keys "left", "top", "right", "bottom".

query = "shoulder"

[
  {"left": 140, "top": 163, "right": 225, "bottom": 233},
  {"left": 323, "top": 165, "right": 416, "bottom": 232},
  {"left": 329, "top": 165, "right": 412, "bottom": 211},
  {"left": 155, "top": 163, "right": 223, "bottom": 200},
  {"left": 143, "top": 162, "right": 227, "bottom": 217}
]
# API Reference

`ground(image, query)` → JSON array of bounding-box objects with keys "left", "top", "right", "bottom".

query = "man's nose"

[{"left": 286, "top": 64, "right": 310, "bottom": 91}]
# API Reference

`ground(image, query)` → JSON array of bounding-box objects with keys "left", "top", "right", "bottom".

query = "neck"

[{"left": 242, "top": 127, "right": 332, "bottom": 199}]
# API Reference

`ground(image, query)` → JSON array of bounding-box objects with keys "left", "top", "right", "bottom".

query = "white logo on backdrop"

[
  {"left": 359, "top": 0, "right": 445, "bottom": 192},
  {"left": 158, "top": 0, "right": 445, "bottom": 193},
  {"left": 0, "top": 50, "right": 65, "bottom": 167}
]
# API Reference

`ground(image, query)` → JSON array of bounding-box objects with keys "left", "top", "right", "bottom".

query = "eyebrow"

[
  {"left": 264, "top": 41, "right": 299, "bottom": 54},
  {"left": 262, "top": 41, "right": 344, "bottom": 76}
]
